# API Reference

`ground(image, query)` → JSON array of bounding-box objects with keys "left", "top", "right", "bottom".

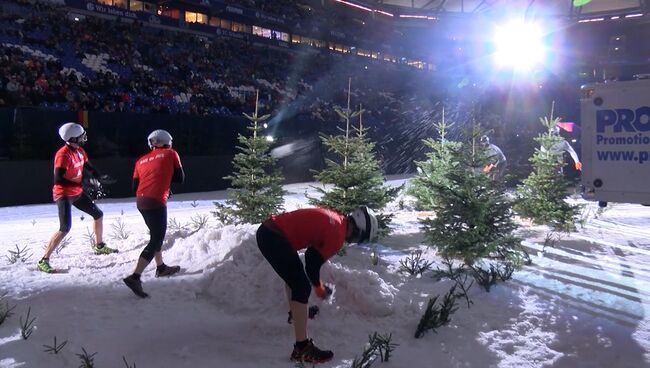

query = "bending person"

[
  {"left": 541, "top": 126, "right": 582, "bottom": 172},
  {"left": 550, "top": 140, "right": 582, "bottom": 171},
  {"left": 480, "top": 135, "right": 507, "bottom": 180},
  {"left": 256, "top": 206, "right": 378, "bottom": 364}
]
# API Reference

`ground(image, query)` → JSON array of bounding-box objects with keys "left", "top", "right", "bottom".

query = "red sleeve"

[
  {"left": 318, "top": 232, "right": 344, "bottom": 260},
  {"left": 54, "top": 150, "right": 68, "bottom": 169},
  {"left": 315, "top": 213, "right": 347, "bottom": 260}
]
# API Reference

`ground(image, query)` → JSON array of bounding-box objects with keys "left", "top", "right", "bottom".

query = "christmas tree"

[
  {"left": 309, "top": 78, "right": 399, "bottom": 217},
  {"left": 213, "top": 91, "right": 285, "bottom": 224},
  {"left": 420, "top": 125, "right": 525, "bottom": 267},
  {"left": 515, "top": 104, "right": 582, "bottom": 232},
  {"left": 408, "top": 108, "right": 461, "bottom": 210}
]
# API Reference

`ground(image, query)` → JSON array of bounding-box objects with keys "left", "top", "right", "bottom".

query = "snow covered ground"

[{"left": 1, "top": 178, "right": 649, "bottom": 368}]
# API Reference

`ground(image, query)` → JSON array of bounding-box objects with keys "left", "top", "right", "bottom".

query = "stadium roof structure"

[{"left": 363, "top": 0, "right": 649, "bottom": 19}]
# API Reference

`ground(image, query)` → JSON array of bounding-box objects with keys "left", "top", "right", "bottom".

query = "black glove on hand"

[
  {"left": 98, "top": 174, "right": 117, "bottom": 185},
  {"left": 309, "top": 305, "right": 320, "bottom": 319},
  {"left": 315, "top": 282, "right": 333, "bottom": 300},
  {"left": 84, "top": 178, "right": 106, "bottom": 200},
  {"left": 287, "top": 305, "right": 320, "bottom": 324}
]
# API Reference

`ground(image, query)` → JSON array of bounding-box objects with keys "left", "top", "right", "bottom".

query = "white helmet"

[
  {"left": 350, "top": 206, "right": 378, "bottom": 243},
  {"left": 59, "top": 122, "right": 86, "bottom": 144},
  {"left": 480, "top": 135, "right": 490, "bottom": 145},
  {"left": 147, "top": 129, "right": 173, "bottom": 149},
  {"left": 552, "top": 125, "right": 561, "bottom": 134}
]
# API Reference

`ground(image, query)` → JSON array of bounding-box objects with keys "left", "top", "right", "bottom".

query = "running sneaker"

[
  {"left": 123, "top": 274, "right": 149, "bottom": 298},
  {"left": 290, "top": 339, "right": 333, "bottom": 363},
  {"left": 94, "top": 242, "right": 118, "bottom": 255},
  {"left": 155, "top": 264, "right": 181, "bottom": 277},
  {"left": 37, "top": 259, "right": 53, "bottom": 273}
]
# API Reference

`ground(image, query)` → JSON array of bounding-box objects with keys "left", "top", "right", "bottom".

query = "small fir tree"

[
  {"left": 309, "top": 79, "right": 399, "bottom": 217},
  {"left": 420, "top": 125, "right": 525, "bottom": 267},
  {"left": 408, "top": 108, "right": 461, "bottom": 210},
  {"left": 213, "top": 91, "right": 285, "bottom": 224},
  {"left": 515, "top": 105, "right": 582, "bottom": 232}
]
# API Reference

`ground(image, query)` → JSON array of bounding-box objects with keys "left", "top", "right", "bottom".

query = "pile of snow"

[{"left": 1, "top": 181, "right": 649, "bottom": 367}]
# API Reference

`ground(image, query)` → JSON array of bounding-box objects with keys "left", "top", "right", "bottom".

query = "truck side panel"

[{"left": 581, "top": 79, "right": 650, "bottom": 204}]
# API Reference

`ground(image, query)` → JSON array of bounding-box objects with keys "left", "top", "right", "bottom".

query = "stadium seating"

[{"left": 0, "top": 0, "right": 424, "bottom": 122}]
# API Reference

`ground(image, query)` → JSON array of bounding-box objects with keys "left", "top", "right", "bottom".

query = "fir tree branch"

[
  {"left": 350, "top": 342, "right": 378, "bottom": 368},
  {"left": 110, "top": 217, "right": 131, "bottom": 241},
  {"left": 0, "top": 292, "right": 16, "bottom": 326},
  {"left": 83, "top": 227, "right": 96, "bottom": 248},
  {"left": 20, "top": 306, "right": 36, "bottom": 340},
  {"left": 468, "top": 262, "right": 514, "bottom": 292},
  {"left": 398, "top": 250, "right": 433, "bottom": 276},
  {"left": 76, "top": 347, "right": 97, "bottom": 368},
  {"left": 43, "top": 336, "right": 68, "bottom": 354},
  {"left": 369, "top": 332, "right": 398, "bottom": 362},
  {"left": 5, "top": 244, "right": 32, "bottom": 264},
  {"left": 122, "top": 356, "right": 136, "bottom": 368},
  {"left": 414, "top": 285, "right": 459, "bottom": 338}
]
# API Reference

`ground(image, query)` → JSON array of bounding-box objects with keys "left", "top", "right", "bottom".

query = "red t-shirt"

[
  {"left": 133, "top": 148, "right": 182, "bottom": 208},
  {"left": 270, "top": 208, "right": 348, "bottom": 260},
  {"left": 52, "top": 145, "right": 87, "bottom": 201}
]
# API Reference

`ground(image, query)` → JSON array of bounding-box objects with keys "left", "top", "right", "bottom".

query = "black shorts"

[
  {"left": 57, "top": 193, "right": 103, "bottom": 232},
  {"left": 138, "top": 205, "right": 167, "bottom": 262},
  {"left": 256, "top": 224, "right": 311, "bottom": 303}
]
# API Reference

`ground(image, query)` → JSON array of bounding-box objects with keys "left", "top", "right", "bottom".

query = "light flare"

[{"left": 492, "top": 21, "right": 547, "bottom": 71}]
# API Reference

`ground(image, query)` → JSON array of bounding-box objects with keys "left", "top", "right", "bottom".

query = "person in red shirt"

[
  {"left": 123, "top": 129, "right": 184, "bottom": 298},
  {"left": 256, "top": 206, "right": 378, "bottom": 363},
  {"left": 37, "top": 123, "right": 117, "bottom": 273}
]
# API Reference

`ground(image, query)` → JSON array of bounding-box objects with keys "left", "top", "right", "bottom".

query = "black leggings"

[
  {"left": 138, "top": 206, "right": 167, "bottom": 263},
  {"left": 57, "top": 193, "right": 103, "bottom": 233},
  {"left": 256, "top": 224, "right": 311, "bottom": 304}
]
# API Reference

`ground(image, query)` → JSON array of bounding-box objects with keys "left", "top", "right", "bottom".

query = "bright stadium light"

[{"left": 492, "top": 21, "right": 546, "bottom": 71}]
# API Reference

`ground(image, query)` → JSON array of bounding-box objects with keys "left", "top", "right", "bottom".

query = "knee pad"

[{"left": 291, "top": 279, "right": 312, "bottom": 304}]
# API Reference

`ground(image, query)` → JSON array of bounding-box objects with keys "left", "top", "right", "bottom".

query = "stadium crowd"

[
  {"left": 1, "top": 0, "right": 577, "bottom": 178},
  {"left": 221, "top": 0, "right": 383, "bottom": 41},
  {"left": 0, "top": 0, "right": 420, "bottom": 123}
]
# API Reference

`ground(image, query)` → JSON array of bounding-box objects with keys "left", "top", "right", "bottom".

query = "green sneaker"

[
  {"left": 37, "top": 259, "right": 54, "bottom": 273},
  {"left": 94, "top": 242, "right": 118, "bottom": 255}
]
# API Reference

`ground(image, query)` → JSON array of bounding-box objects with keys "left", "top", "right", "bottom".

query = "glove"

[
  {"left": 84, "top": 178, "right": 106, "bottom": 200},
  {"left": 87, "top": 177, "right": 101, "bottom": 189},
  {"left": 309, "top": 305, "right": 320, "bottom": 319},
  {"left": 575, "top": 162, "right": 582, "bottom": 171},
  {"left": 287, "top": 305, "right": 320, "bottom": 324},
  {"left": 314, "top": 282, "right": 332, "bottom": 300},
  {"left": 482, "top": 163, "right": 495, "bottom": 173},
  {"left": 98, "top": 174, "right": 117, "bottom": 185}
]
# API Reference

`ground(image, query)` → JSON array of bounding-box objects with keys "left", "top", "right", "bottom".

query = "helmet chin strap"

[
  {"left": 68, "top": 133, "right": 87, "bottom": 146},
  {"left": 361, "top": 210, "right": 371, "bottom": 242},
  {"left": 346, "top": 216, "right": 361, "bottom": 243},
  {"left": 351, "top": 219, "right": 369, "bottom": 243}
]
